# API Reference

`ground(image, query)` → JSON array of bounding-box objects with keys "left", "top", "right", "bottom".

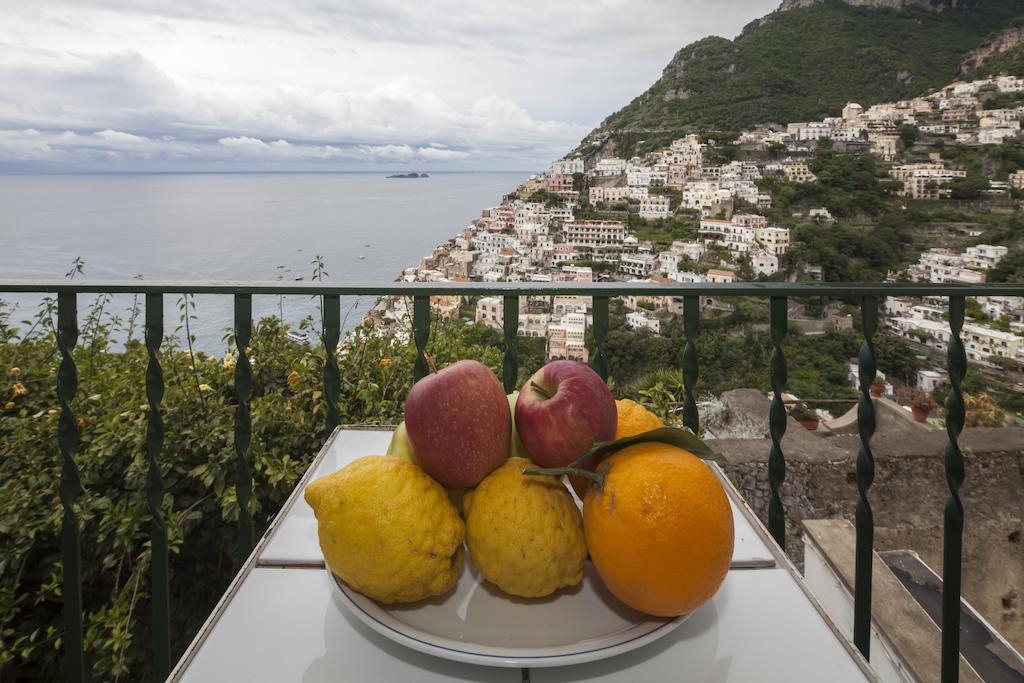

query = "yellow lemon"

[
  {"left": 464, "top": 457, "right": 586, "bottom": 598},
  {"left": 305, "top": 456, "right": 465, "bottom": 604}
]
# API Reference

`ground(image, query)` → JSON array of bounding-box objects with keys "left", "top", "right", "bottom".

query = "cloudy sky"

[{"left": 0, "top": 0, "right": 779, "bottom": 172}]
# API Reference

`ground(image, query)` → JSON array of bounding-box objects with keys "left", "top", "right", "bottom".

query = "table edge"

[{"left": 167, "top": 426, "right": 350, "bottom": 681}]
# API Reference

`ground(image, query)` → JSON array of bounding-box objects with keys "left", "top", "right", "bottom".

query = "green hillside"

[{"left": 577, "top": 0, "right": 1024, "bottom": 158}]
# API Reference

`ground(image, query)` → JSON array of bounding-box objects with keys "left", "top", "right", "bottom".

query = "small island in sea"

[{"left": 387, "top": 172, "right": 429, "bottom": 178}]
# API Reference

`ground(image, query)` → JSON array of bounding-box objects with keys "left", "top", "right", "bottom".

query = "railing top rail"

[{"left": 2, "top": 280, "right": 1023, "bottom": 297}]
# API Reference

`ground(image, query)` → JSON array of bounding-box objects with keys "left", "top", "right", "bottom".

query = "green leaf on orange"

[{"left": 585, "top": 426, "right": 725, "bottom": 465}]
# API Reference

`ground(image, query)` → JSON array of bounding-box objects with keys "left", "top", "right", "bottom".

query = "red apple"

[
  {"left": 404, "top": 360, "right": 511, "bottom": 488},
  {"left": 515, "top": 360, "right": 616, "bottom": 469}
]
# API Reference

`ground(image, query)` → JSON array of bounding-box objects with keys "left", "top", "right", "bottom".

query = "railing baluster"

[
  {"left": 942, "top": 296, "right": 967, "bottom": 683},
  {"left": 144, "top": 294, "right": 170, "bottom": 678},
  {"left": 591, "top": 296, "right": 609, "bottom": 382},
  {"left": 767, "top": 296, "right": 788, "bottom": 548},
  {"left": 412, "top": 296, "right": 430, "bottom": 382},
  {"left": 502, "top": 295, "right": 519, "bottom": 393},
  {"left": 682, "top": 295, "right": 700, "bottom": 434},
  {"left": 57, "top": 292, "right": 84, "bottom": 683},
  {"left": 854, "top": 295, "right": 878, "bottom": 660},
  {"left": 233, "top": 294, "right": 254, "bottom": 564},
  {"left": 322, "top": 294, "right": 341, "bottom": 434}
]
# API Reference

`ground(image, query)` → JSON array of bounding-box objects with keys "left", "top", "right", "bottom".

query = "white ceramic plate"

[{"left": 327, "top": 561, "right": 688, "bottom": 668}]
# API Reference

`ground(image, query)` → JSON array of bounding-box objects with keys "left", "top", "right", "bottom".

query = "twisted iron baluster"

[
  {"left": 412, "top": 296, "right": 430, "bottom": 382},
  {"left": 322, "top": 294, "right": 341, "bottom": 434},
  {"left": 941, "top": 296, "right": 967, "bottom": 683},
  {"left": 591, "top": 296, "right": 609, "bottom": 382},
  {"left": 57, "top": 292, "right": 84, "bottom": 683},
  {"left": 503, "top": 296, "right": 519, "bottom": 393},
  {"left": 144, "top": 294, "right": 170, "bottom": 677},
  {"left": 233, "top": 295, "right": 254, "bottom": 564},
  {"left": 767, "top": 296, "right": 788, "bottom": 549},
  {"left": 854, "top": 295, "right": 878, "bottom": 660},
  {"left": 682, "top": 295, "right": 700, "bottom": 434}
]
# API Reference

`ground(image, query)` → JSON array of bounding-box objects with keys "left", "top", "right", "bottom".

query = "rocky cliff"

[{"left": 960, "top": 20, "right": 1024, "bottom": 73}]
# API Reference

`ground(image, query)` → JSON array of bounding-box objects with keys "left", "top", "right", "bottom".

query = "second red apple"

[{"left": 514, "top": 360, "right": 616, "bottom": 469}]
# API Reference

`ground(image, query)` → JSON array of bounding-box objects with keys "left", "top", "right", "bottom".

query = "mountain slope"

[
  {"left": 577, "top": 0, "right": 1024, "bottom": 158},
  {"left": 961, "top": 19, "right": 1024, "bottom": 76}
]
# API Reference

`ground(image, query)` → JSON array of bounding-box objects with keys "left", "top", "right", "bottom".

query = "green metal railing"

[{"left": 4, "top": 279, "right": 1024, "bottom": 682}]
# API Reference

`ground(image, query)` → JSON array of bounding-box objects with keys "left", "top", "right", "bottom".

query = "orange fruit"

[
  {"left": 569, "top": 399, "right": 664, "bottom": 498},
  {"left": 613, "top": 399, "right": 664, "bottom": 439},
  {"left": 583, "top": 442, "right": 733, "bottom": 617}
]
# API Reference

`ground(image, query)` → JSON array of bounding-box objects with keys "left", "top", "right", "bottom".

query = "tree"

[
  {"left": 899, "top": 123, "right": 919, "bottom": 148},
  {"left": 949, "top": 175, "right": 990, "bottom": 200}
]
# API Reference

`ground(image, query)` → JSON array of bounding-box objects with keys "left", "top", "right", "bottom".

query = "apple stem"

[
  {"left": 529, "top": 379, "right": 553, "bottom": 400},
  {"left": 522, "top": 465, "right": 605, "bottom": 489}
]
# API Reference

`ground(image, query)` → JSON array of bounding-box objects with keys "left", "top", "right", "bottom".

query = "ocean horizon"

[{"left": 0, "top": 171, "right": 527, "bottom": 352}]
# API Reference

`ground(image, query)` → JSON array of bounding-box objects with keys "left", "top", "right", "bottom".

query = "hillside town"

[{"left": 370, "top": 74, "right": 1024, "bottom": 397}]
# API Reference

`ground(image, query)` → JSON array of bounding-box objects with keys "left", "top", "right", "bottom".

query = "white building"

[
  {"left": 475, "top": 297, "right": 503, "bottom": 329},
  {"left": 751, "top": 249, "right": 779, "bottom": 277},
  {"left": 620, "top": 254, "right": 657, "bottom": 278},
  {"left": 889, "top": 162, "right": 966, "bottom": 199},
  {"left": 589, "top": 186, "right": 630, "bottom": 205},
  {"left": 638, "top": 194, "right": 672, "bottom": 219},
  {"left": 626, "top": 311, "right": 661, "bottom": 334},
  {"left": 672, "top": 241, "right": 707, "bottom": 262},
  {"left": 547, "top": 313, "right": 588, "bottom": 363},
  {"left": 755, "top": 226, "right": 791, "bottom": 255},
  {"left": 593, "top": 157, "right": 626, "bottom": 176},
  {"left": 549, "top": 158, "right": 584, "bottom": 176},
  {"left": 699, "top": 219, "right": 755, "bottom": 254},
  {"left": 563, "top": 220, "right": 627, "bottom": 248}
]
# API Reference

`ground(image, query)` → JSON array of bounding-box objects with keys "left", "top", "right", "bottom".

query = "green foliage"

[
  {"left": 0, "top": 292, "right": 534, "bottom": 680},
  {"left": 988, "top": 248, "right": 1024, "bottom": 283},
  {"left": 899, "top": 124, "right": 919, "bottom": 148},
  {"left": 525, "top": 189, "right": 567, "bottom": 207},
  {"left": 579, "top": 0, "right": 1022, "bottom": 156}
]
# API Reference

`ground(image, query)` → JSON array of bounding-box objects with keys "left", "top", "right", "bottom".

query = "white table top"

[{"left": 172, "top": 428, "right": 874, "bottom": 682}]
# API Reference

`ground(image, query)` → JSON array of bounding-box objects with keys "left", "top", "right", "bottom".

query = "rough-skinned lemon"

[
  {"left": 304, "top": 455, "right": 465, "bottom": 604},
  {"left": 464, "top": 457, "right": 586, "bottom": 598}
]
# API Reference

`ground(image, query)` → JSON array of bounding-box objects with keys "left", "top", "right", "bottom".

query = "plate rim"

[{"left": 326, "top": 566, "right": 688, "bottom": 668}]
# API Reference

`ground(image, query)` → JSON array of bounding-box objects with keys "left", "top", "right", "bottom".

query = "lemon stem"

[{"left": 424, "top": 351, "right": 438, "bottom": 374}]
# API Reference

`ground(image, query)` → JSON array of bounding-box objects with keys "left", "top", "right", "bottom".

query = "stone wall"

[{"left": 723, "top": 449, "right": 1024, "bottom": 651}]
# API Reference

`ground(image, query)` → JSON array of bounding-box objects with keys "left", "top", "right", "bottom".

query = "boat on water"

[{"left": 286, "top": 330, "right": 310, "bottom": 344}]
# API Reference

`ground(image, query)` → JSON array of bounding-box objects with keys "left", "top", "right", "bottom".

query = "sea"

[{"left": 0, "top": 172, "right": 526, "bottom": 353}]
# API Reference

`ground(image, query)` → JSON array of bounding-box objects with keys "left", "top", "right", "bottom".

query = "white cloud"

[
  {"left": 94, "top": 129, "right": 150, "bottom": 144},
  {"left": 0, "top": 0, "right": 779, "bottom": 170}
]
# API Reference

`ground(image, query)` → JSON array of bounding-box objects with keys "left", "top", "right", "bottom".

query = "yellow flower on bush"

[
  {"left": 287, "top": 370, "right": 301, "bottom": 389},
  {"left": 223, "top": 354, "right": 236, "bottom": 371},
  {"left": 198, "top": 384, "right": 213, "bottom": 393},
  {"left": 10, "top": 367, "right": 20, "bottom": 376},
  {"left": 11, "top": 383, "right": 27, "bottom": 397},
  {"left": 3, "top": 401, "right": 14, "bottom": 410},
  {"left": 378, "top": 358, "right": 393, "bottom": 368}
]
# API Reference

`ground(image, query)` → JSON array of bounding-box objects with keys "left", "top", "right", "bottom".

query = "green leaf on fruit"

[{"left": 584, "top": 427, "right": 725, "bottom": 465}]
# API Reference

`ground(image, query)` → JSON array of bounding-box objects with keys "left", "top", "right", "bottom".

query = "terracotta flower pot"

[
  {"left": 870, "top": 383, "right": 885, "bottom": 397},
  {"left": 911, "top": 406, "right": 930, "bottom": 423},
  {"left": 800, "top": 418, "right": 820, "bottom": 431}
]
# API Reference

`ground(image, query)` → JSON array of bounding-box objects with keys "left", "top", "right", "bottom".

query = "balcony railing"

[{"left": 3, "top": 279, "right": 1024, "bottom": 682}]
